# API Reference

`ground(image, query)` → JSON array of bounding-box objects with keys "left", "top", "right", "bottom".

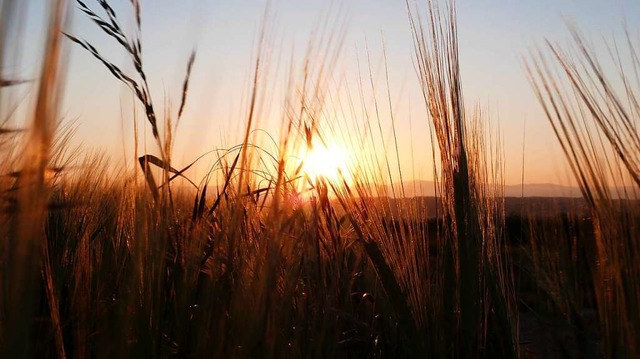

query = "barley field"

[{"left": 1, "top": 0, "right": 639, "bottom": 357}]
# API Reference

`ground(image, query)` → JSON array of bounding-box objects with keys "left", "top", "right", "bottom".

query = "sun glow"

[{"left": 301, "top": 145, "right": 350, "bottom": 183}]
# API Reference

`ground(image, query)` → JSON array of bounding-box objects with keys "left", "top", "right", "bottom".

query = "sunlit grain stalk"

[
  {"left": 4, "top": 1, "right": 69, "bottom": 357},
  {"left": 407, "top": 0, "right": 517, "bottom": 356},
  {"left": 66, "top": 0, "right": 197, "bottom": 203},
  {"left": 527, "top": 25, "right": 640, "bottom": 357}
]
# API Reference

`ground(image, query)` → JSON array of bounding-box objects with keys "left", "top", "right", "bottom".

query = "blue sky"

[{"left": 13, "top": 0, "right": 640, "bottom": 184}]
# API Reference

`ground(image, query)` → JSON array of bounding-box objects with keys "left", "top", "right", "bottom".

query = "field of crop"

[{"left": 1, "top": 0, "right": 639, "bottom": 357}]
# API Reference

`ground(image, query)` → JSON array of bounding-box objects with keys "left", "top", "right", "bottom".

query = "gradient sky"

[{"left": 14, "top": 0, "right": 640, "bottom": 185}]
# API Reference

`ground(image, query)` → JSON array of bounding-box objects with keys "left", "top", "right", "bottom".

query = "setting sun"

[{"left": 301, "top": 145, "right": 350, "bottom": 182}]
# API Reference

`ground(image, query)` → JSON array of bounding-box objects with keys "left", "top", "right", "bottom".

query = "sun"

[{"left": 301, "top": 145, "right": 350, "bottom": 182}]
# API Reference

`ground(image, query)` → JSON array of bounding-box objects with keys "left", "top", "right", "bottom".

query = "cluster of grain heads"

[
  {"left": 405, "top": 0, "right": 517, "bottom": 356},
  {"left": 527, "top": 24, "right": 640, "bottom": 357},
  {"left": 57, "top": 1, "right": 373, "bottom": 357}
]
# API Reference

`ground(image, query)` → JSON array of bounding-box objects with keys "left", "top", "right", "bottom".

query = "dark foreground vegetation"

[{"left": 1, "top": 0, "right": 639, "bottom": 357}]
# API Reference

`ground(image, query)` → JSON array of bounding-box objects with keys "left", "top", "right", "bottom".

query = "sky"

[{"left": 11, "top": 0, "right": 640, "bottom": 185}]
